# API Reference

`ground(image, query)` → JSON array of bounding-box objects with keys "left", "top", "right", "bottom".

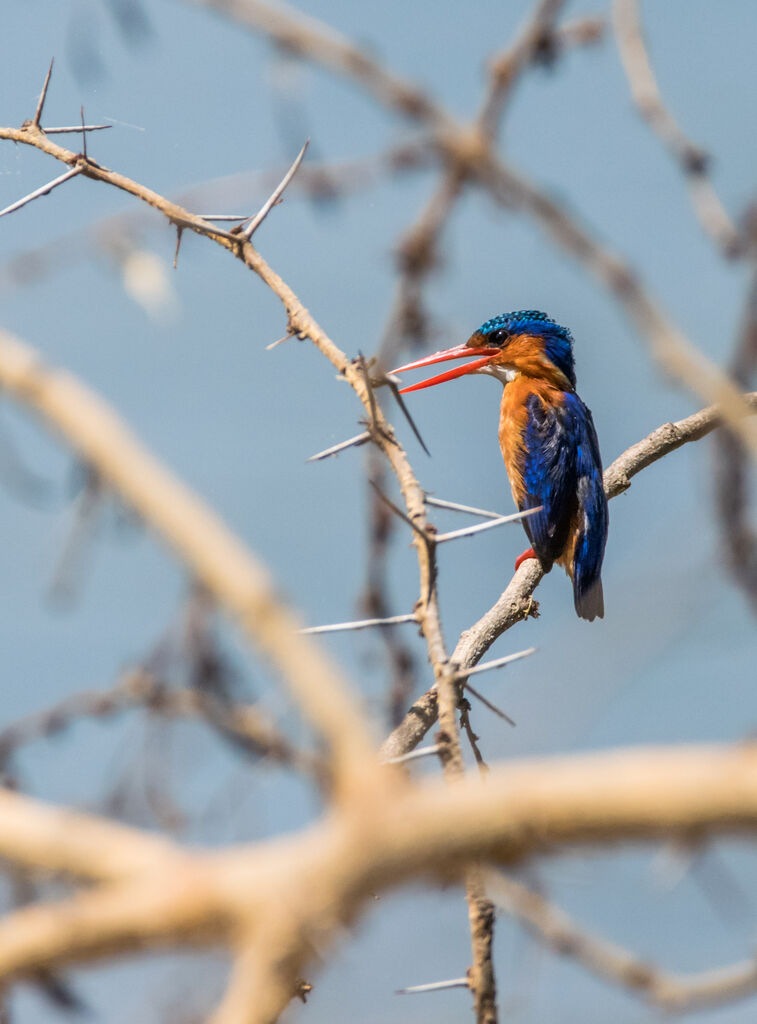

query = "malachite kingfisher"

[{"left": 392, "top": 310, "right": 608, "bottom": 621}]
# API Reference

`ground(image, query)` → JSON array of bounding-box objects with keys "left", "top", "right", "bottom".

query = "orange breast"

[
  {"left": 497, "top": 377, "right": 570, "bottom": 518},
  {"left": 498, "top": 376, "right": 533, "bottom": 508}
]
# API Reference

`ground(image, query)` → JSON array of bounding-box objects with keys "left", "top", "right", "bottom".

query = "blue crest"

[{"left": 478, "top": 310, "right": 576, "bottom": 388}]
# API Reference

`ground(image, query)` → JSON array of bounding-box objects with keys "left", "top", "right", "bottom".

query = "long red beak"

[{"left": 391, "top": 344, "right": 500, "bottom": 394}]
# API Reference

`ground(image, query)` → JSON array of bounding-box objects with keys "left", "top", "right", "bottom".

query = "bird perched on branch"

[{"left": 392, "top": 310, "right": 608, "bottom": 620}]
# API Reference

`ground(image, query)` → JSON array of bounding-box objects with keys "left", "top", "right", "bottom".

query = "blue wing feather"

[
  {"left": 571, "top": 398, "right": 608, "bottom": 618},
  {"left": 521, "top": 393, "right": 576, "bottom": 568},
  {"left": 520, "top": 392, "right": 608, "bottom": 619}
]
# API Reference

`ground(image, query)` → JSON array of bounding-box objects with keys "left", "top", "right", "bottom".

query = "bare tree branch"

[
  {"left": 612, "top": 0, "right": 741, "bottom": 255},
  {"left": 178, "top": 0, "right": 757, "bottom": 452},
  {"left": 0, "top": 669, "right": 321, "bottom": 778},
  {"left": 381, "top": 393, "right": 757, "bottom": 761},
  {"left": 486, "top": 871, "right": 757, "bottom": 1012}
]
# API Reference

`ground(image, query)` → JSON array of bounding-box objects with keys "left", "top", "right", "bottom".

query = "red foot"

[{"left": 514, "top": 547, "right": 537, "bottom": 572}]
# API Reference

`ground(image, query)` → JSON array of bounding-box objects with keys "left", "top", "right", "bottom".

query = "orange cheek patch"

[{"left": 492, "top": 335, "right": 570, "bottom": 388}]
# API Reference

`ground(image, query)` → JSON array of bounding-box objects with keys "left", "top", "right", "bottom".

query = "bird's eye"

[{"left": 489, "top": 328, "right": 510, "bottom": 347}]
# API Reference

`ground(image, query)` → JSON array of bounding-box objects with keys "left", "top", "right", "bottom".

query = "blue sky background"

[{"left": 1, "top": 1, "right": 757, "bottom": 1021}]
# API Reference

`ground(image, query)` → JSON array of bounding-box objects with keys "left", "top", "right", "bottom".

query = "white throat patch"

[{"left": 477, "top": 364, "right": 518, "bottom": 385}]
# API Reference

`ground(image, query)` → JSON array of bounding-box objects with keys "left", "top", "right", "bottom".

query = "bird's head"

[{"left": 392, "top": 310, "right": 576, "bottom": 393}]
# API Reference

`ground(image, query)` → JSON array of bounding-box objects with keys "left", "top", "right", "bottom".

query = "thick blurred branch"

[
  {"left": 0, "top": 327, "right": 374, "bottom": 795},
  {"left": 1, "top": 744, "right": 757, "bottom": 1013},
  {"left": 714, "top": 272, "right": 757, "bottom": 613}
]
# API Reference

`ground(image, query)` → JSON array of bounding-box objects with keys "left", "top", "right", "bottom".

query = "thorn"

[
  {"left": 0, "top": 166, "right": 82, "bottom": 220},
  {"left": 196, "top": 214, "right": 249, "bottom": 222},
  {"left": 241, "top": 139, "right": 309, "bottom": 240},
  {"left": 43, "top": 124, "right": 112, "bottom": 135},
  {"left": 425, "top": 495, "right": 504, "bottom": 519},
  {"left": 434, "top": 506, "right": 541, "bottom": 543},
  {"left": 369, "top": 480, "right": 430, "bottom": 543},
  {"left": 453, "top": 647, "right": 537, "bottom": 680},
  {"left": 386, "top": 743, "right": 442, "bottom": 765},
  {"left": 32, "top": 59, "right": 54, "bottom": 128},
  {"left": 387, "top": 378, "right": 431, "bottom": 456},
  {"left": 306, "top": 431, "right": 370, "bottom": 462},
  {"left": 397, "top": 978, "right": 470, "bottom": 995},
  {"left": 299, "top": 613, "right": 417, "bottom": 635},
  {"left": 80, "top": 105, "right": 87, "bottom": 160},
  {"left": 173, "top": 227, "right": 184, "bottom": 270},
  {"left": 464, "top": 682, "right": 516, "bottom": 726},
  {"left": 266, "top": 332, "right": 294, "bottom": 351}
]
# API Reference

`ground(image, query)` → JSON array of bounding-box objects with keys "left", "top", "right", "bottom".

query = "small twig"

[
  {"left": 478, "top": 0, "right": 569, "bottom": 138},
  {"left": 32, "top": 59, "right": 54, "bottom": 129},
  {"left": 434, "top": 506, "right": 541, "bottom": 543},
  {"left": 369, "top": 479, "right": 431, "bottom": 543},
  {"left": 299, "top": 613, "right": 417, "bottom": 635},
  {"left": 454, "top": 647, "right": 536, "bottom": 680},
  {"left": 464, "top": 683, "right": 515, "bottom": 727},
  {"left": 603, "top": 393, "right": 757, "bottom": 499},
  {"left": 47, "top": 466, "right": 103, "bottom": 607},
  {"left": 459, "top": 698, "right": 489, "bottom": 769},
  {"left": 0, "top": 166, "right": 82, "bottom": 220},
  {"left": 425, "top": 495, "right": 504, "bottom": 519},
  {"left": 397, "top": 978, "right": 470, "bottom": 995},
  {"left": 0, "top": 669, "right": 320, "bottom": 777},
  {"left": 306, "top": 431, "right": 371, "bottom": 462},
  {"left": 386, "top": 743, "right": 442, "bottom": 765},
  {"left": 241, "top": 138, "right": 309, "bottom": 239}
]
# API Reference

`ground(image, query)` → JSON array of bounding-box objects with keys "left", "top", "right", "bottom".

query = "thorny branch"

[
  {"left": 185, "top": 0, "right": 757, "bottom": 454},
  {"left": 2, "top": 8, "right": 757, "bottom": 1018},
  {"left": 357, "top": 8, "right": 600, "bottom": 1006}
]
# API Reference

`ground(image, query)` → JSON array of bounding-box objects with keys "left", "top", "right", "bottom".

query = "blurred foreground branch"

[{"left": 0, "top": 745, "right": 756, "bottom": 1017}]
